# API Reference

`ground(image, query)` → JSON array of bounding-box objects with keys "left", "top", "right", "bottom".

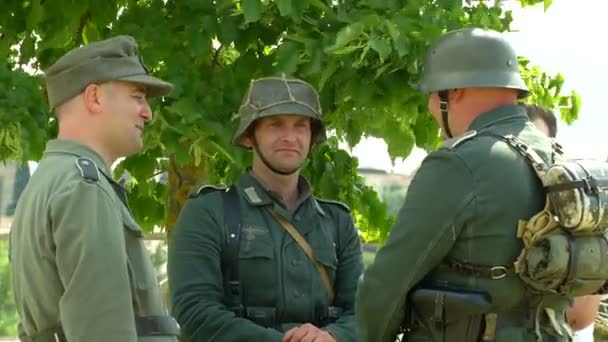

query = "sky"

[{"left": 351, "top": 0, "right": 606, "bottom": 174}]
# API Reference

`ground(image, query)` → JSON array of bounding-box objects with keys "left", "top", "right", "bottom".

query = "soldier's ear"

[
  {"left": 241, "top": 134, "right": 253, "bottom": 148},
  {"left": 83, "top": 83, "right": 104, "bottom": 115},
  {"left": 449, "top": 88, "right": 465, "bottom": 103}
]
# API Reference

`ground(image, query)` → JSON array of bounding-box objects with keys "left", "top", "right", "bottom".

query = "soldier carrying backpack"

[{"left": 356, "top": 27, "right": 608, "bottom": 342}]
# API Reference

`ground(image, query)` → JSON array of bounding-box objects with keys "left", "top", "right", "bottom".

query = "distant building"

[
  {"left": 357, "top": 168, "right": 412, "bottom": 192},
  {"left": 357, "top": 168, "right": 415, "bottom": 215}
]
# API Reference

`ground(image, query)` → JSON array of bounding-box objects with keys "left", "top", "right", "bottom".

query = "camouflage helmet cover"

[
  {"left": 417, "top": 28, "right": 529, "bottom": 98},
  {"left": 232, "top": 76, "right": 326, "bottom": 147}
]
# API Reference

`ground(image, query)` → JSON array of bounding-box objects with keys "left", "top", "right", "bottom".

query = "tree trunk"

[{"left": 165, "top": 156, "right": 206, "bottom": 239}]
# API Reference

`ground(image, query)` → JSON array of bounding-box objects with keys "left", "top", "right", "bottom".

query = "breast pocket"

[
  {"left": 237, "top": 224, "right": 275, "bottom": 303},
  {"left": 314, "top": 247, "right": 338, "bottom": 285},
  {"left": 307, "top": 221, "right": 338, "bottom": 286}
]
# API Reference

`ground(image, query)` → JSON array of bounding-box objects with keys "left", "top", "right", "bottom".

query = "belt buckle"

[{"left": 490, "top": 266, "right": 507, "bottom": 280}]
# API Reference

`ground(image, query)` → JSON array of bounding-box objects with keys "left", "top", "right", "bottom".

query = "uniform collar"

[
  {"left": 467, "top": 104, "right": 528, "bottom": 132},
  {"left": 239, "top": 170, "right": 323, "bottom": 214},
  {"left": 43, "top": 139, "right": 112, "bottom": 177}
]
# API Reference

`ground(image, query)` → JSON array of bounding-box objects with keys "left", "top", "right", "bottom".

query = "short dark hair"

[{"left": 524, "top": 104, "right": 557, "bottom": 138}]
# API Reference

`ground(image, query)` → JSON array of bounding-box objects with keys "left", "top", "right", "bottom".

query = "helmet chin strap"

[
  {"left": 438, "top": 90, "right": 452, "bottom": 138},
  {"left": 251, "top": 137, "right": 298, "bottom": 176}
]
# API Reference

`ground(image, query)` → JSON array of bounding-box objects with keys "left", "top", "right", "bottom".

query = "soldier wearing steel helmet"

[
  {"left": 168, "top": 76, "right": 364, "bottom": 342},
  {"left": 356, "top": 28, "right": 572, "bottom": 341}
]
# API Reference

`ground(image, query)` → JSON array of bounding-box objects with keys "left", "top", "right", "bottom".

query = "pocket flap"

[
  {"left": 315, "top": 248, "right": 337, "bottom": 270},
  {"left": 121, "top": 209, "right": 143, "bottom": 237}
]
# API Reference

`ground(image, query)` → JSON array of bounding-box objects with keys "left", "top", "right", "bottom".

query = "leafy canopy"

[{"left": 0, "top": 0, "right": 579, "bottom": 243}]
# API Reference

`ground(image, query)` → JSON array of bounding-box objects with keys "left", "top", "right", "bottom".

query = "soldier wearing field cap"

[{"left": 9, "top": 35, "right": 179, "bottom": 342}]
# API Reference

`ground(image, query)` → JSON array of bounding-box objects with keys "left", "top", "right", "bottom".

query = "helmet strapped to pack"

[
  {"left": 232, "top": 75, "right": 326, "bottom": 148},
  {"left": 417, "top": 28, "right": 530, "bottom": 138},
  {"left": 440, "top": 131, "right": 608, "bottom": 340},
  {"left": 480, "top": 133, "right": 608, "bottom": 298}
]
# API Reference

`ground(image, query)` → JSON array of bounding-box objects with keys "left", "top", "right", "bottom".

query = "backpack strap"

[
  {"left": 221, "top": 186, "right": 244, "bottom": 315},
  {"left": 478, "top": 132, "right": 549, "bottom": 178},
  {"left": 440, "top": 132, "right": 550, "bottom": 281}
]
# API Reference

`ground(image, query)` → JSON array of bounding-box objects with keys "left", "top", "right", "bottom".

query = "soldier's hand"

[{"left": 282, "top": 323, "right": 336, "bottom": 342}]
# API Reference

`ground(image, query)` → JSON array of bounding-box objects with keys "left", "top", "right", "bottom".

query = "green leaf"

[
  {"left": 368, "top": 35, "right": 392, "bottom": 62},
  {"left": 392, "top": 33, "right": 411, "bottom": 57},
  {"left": 218, "top": 17, "right": 239, "bottom": 44},
  {"left": 543, "top": 0, "right": 553, "bottom": 12},
  {"left": 277, "top": 0, "right": 295, "bottom": 17},
  {"left": 332, "top": 22, "right": 365, "bottom": 49},
  {"left": 274, "top": 41, "right": 299, "bottom": 74},
  {"left": 318, "top": 60, "right": 338, "bottom": 91},
  {"left": 385, "top": 21, "right": 400, "bottom": 41},
  {"left": 167, "top": 98, "right": 199, "bottom": 124},
  {"left": 121, "top": 152, "right": 158, "bottom": 181},
  {"left": 386, "top": 124, "right": 415, "bottom": 159},
  {"left": 302, "top": 39, "right": 323, "bottom": 75},
  {"left": 326, "top": 45, "right": 362, "bottom": 56},
  {"left": 570, "top": 91, "right": 581, "bottom": 119},
  {"left": 82, "top": 21, "right": 101, "bottom": 44},
  {"left": 242, "top": 0, "right": 263, "bottom": 23},
  {"left": 26, "top": 0, "right": 44, "bottom": 30}
]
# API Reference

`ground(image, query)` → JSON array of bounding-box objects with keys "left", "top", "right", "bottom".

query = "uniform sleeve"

[
  {"left": 50, "top": 181, "right": 137, "bottom": 341},
  {"left": 355, "top": 149, "right": 477, "bottom": 342},
  {"left": 323, "top": 212, "right": 364, "bottom": 342},
  {"left": 167, "top": 195, "right": 283, "bottom": 342}
]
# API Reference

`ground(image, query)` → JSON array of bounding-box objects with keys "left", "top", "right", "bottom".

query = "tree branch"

[
  {"left": 170, "top": 156, "right": 183, "bottom": 186},
  {"left": 206, "top": 43, "right": 223, "bottom": 84},
  {"left": 212, "top": 44, "right": 224, "bottom": 69},
  {"left": 148, "top": 170, "right": 166, "bottom": 180},
  {"left": 74, "top": 10, "right": 91, "bottom": 46}
]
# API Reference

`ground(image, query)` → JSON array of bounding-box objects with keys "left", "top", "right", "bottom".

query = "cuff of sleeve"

[{"left": 322, "top": 327, "right": 339, "bottom": 342}]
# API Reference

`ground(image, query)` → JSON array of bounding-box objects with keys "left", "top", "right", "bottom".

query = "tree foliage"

[
  {"left": 0, "top": 240, "right": 18, "bottom": 336},
  {"left": 1, "top": 0, "right": 580, "bottom": 244}
]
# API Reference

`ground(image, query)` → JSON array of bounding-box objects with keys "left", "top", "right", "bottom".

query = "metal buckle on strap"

[
  {"left": 135, "top": 316, "right": 181, "bottom": 337},
  {"left": 20, "top": 327, "right": 66, "bottom": 342},
  {"left": 53, "top": 332, "right": 64, "bottom": 342},
  {"left": 490, "top": 266, "right": 508, "bottom": 280}
]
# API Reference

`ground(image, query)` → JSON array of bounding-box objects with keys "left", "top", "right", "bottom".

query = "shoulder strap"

[
  {"left": 315, "top": 197, "right": 350, "bottom": 213},
  {"left": 221, "top": 186, "right": 243, "bottom": 310},
  {"left": 267, "top": 208, "right": 335, "bottom": 304},
  {"left": 191, "top": 184, "right": 227, "bottom": 198},
  {"left": 75, "top": 157, "right": 100, "bottom": 182}
]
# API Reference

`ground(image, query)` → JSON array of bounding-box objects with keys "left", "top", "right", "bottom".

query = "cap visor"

[{"left": 119, "top": 74, "right": 173, "bottom": 97}]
